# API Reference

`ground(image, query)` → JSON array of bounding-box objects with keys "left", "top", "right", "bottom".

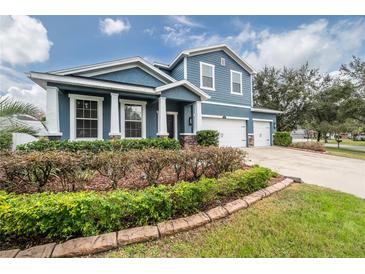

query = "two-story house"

[{"left": 27, "top": 44, "right": 281, "bottom": 147}]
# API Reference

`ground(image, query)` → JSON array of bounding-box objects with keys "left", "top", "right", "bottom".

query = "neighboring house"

[
  {"left": 28, "top": 44, "right": 281, "bottom": 147},
  {"left": 0, "top": 114, "right": 48, "bottom": 136}
]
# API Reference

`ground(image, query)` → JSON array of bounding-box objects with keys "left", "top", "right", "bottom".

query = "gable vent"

[{"left": 220, "top": 58, "right": 226, "bottom": 66}]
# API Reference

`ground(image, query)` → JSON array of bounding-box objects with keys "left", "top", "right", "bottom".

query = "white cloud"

[
  {"left": 99, "top": 18, "right": 131, "bottom": 36},
  {"left": 0, "top": 66, "right": 46, "bottom": 111},
  {"left": 144, "top": 27, "right": 156, "bottom": 36},
  {"left": 245, "top": 19, "right": 365, "bottom": 71},
  {"left": 161, "top": 18, "right": 365, "bottom": 72},
  {"left": 0, "top": 15, "right": 53, "bottom": 66},
  {"left": 169, "top": 16, "right": 204, "bottom": 28}
]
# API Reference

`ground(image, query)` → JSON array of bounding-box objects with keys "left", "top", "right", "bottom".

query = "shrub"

[
  {"left": 205, "top": 147, "right": 246, "bottom": 178},
  {"left": 16, "top": 138, "right": 181, "bottom": 152},
  {"left": 0, "top": 166, "right": 274, "bottom": 241},
  {"left": 274, "top": 132, "right": 292, "bottom": 146},
  {"left": 0, "top": 132, "right": 12, "bottom": 151},
  {"left": 290, "top": 141, "right": 325, "bottom": 152},
  {"left": 90, "top": 151, "right": 133, "bottom": 189},
  {"left": 196, "top": 130, "right": 219, "bottom": 147},
  {"left": 134, "top": 149, "right": 171, "bottom": 186}
]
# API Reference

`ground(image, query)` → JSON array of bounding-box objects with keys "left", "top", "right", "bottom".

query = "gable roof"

[
  {"left": 49, "top": 57, "right": 176, "bottom": 84},
  {"left": 154, "top": 44, "right": 256, "bottom": 75},
  {"left": 155, "top": 80, "right": 210, "bottom": 100}
]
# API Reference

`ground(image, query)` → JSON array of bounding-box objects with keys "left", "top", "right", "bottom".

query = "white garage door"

[
  {"left": 201, "top": 118, "right": 247, "bottom": 147},
  {"left": 253, "top": 121, "right": 271, "bottom": 147}
]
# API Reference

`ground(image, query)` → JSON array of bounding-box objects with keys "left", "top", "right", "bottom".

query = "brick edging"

[{"left": 0, "top": 178, "right": 296, "bottom": 258}]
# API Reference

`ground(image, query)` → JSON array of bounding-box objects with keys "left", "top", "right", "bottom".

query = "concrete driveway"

[{"left": 244, "top": 146, "right": 365, "bottom": 198}]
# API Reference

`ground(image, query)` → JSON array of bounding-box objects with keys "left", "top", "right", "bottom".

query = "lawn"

[
  {"left": 99, "top": 184, "right": 365, "bottom": 258},
  {"left": 323, "top": 139, "right": 365, "bottom": 146},
  {"left": 325, "top": 147, "right": 365, "bottom": 160}
]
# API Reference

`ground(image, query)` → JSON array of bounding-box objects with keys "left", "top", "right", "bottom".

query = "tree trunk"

[{"left": 317, "top": 131, "right": 321, "bottom": 142}]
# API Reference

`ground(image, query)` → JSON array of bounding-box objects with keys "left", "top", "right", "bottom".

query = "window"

[
  {"left": 120, "top": 99, "right": 146, "bottom": 139},
  {"left": 200, "top": 62, "right": 215, "bottom": 90},
  {"left": 125, "top": 104, "right": 142, "bottom": 138},
  {"left": 76, "top": 99, "right": 98, "bottom": 138},
  {"left": 69, "top": 94, "right": 104, "bottom": 140},
  {"left": 220, "top": 58, "right": 226, "bottom": 66},
  {"left": 230, "top": 70, "right": 242, "bottom": 95}
]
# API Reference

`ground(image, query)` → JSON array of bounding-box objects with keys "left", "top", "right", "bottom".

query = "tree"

[
  {"left": 253, "top": 63, "right": 322, "bottom": 131},
  {"left": 0, "top": 96, "right": 42, "bottom": 135},
  {"left": 340, "top": 56, "right": 365, "bottom": 123}
]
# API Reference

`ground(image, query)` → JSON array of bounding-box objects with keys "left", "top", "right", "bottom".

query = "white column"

[
  {"left": 193, "top": 101, "right": 202, "bottom": 133},
  {"left": 157, "top": 97, "right": 168, "bottom": 136},
  {"left": 109, "top": 93, "right": 120, "bottom": 136},
  {"left": 46, "top": 86, "right": 61, "bottom": 135}
]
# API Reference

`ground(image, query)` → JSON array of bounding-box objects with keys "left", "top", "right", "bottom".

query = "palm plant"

[{"left": 0, "top": 96, "right": 42, "bottom": 135}]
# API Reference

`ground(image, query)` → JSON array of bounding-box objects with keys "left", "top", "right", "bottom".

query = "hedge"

[
  {"left": 273, "top": 132, "right": 292, "bottom": 146},
  {"left": 16, "top": 138, "right": 181, "bottom": 152},
  {"left": 0, "top": 166, "right": 275, "bottom": 241},
  {"left": 196, "top": 130, "right": 219, "bottom": 147},
  {"left": 290, "top": 141, "right": 325, "bottom": 152}
]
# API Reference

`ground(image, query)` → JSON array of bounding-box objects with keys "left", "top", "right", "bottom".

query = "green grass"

[
  {"left": 325, "top": 147, "right": 365, "bottom": 160},
  {"left": 99, "top": 184, "right": 365, "bottom": 258},
  {"left": 322, "top": 139, "right": 365, "bottom": 146}
]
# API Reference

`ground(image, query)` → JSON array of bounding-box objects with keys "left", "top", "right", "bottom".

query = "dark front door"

[{"left": 167, "top": 114, "right": 175, "bottom": 139}]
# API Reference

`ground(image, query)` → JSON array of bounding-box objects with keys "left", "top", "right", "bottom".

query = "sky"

[{"left": 1, "top": 15, "right": 365, "bottom": 111}]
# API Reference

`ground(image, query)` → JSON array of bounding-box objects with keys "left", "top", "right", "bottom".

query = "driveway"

[{"left": 244, "top": 146, "right": 365, "bottom": 198}]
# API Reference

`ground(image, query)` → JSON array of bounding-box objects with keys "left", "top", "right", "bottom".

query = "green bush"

[
  {"left": 16, "top": 138, "right": 181, "bottom": 152},
  {"left": 0, "top": 132, "right": 12, "bottom": 151},
  {"left": 0, "top": 166, "right": 275, "bottom": 241},
  {"left": 273, "top": 132, "right": 292, "bottom": 146},
  {"left": 196, "top": 130, "right": 219, "bottom": 147},
  {"left": 290, "top": 141, "right": 325, "bottom": 152}
]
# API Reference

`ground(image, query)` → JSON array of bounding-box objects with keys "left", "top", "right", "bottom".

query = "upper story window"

[
  {"left": 200, "top": 62, "right": 215, "bottom": 91},
  {"left": 230, "top": 70, "right": 243, "bottom": 95},
  {"left": 220, "top": 58, "right": 226, "bottom": 66}
]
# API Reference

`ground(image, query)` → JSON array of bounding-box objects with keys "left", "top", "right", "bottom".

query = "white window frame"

[
  {"left": 157, "top": 111, "right": 178, "bottom": 140},
  {"left": 230, "top": 70, "right": 243, "bottom": 95},
  {"left": 200, "top": 62, "right": 215, "bottom": 91},
  {"left": 120, "top": 99, "right": 147, "bottom": 139},
  {"left": 69, "top": 94, "right": 104, "bottom": 141}
]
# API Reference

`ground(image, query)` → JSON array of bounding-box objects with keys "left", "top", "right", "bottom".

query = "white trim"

[
  {"left": 109, "top": 93, "right": 120, "bottom": 136},
  {"left": 183, "top": 57, "right": 187, "bottom": 80},
  {"left": 120, "top": 99, "right": 147, "bottom": 139},
  {"left": 49, "top": 57, "right": 176, "bottom": 83},
  {"left": 253, "top": 118, "right": 274, "bottom": 122},
  {"left": 167, "top": 111, "right": 178, "bottom": 140},
  {"left": 226, "top": 116, "right": 249, "bottom": 121},
  {"left": 68, "top": 94, "right": 104, "bottom": 141},
  {"left": 45, "top": 86, "right": 61, "bottom": 135},
  {"left": 202, "top": 100, "right": 251, "bottom": 109},
  {"left": 220, "top": 57, "right": 226, "bottom": 66},
  {"left": 250, "top": 75, "right": 253, "bottom": 107},
  {"left": 28, "top": 72, "right": 157, "bottom": 95},
  {"left": 199, "top": 62, "right": 215, "bottom": 91},
  {"left": 193, "top": 101, "right": 202, "bottom": 133},
  {"left": 248, "top": 133, "right": 254, "bottom": 135},
  {"left": 156, "top": 80, "right": 210, "bottom": 101},
  {"left": 202, "top": 114, "right": 223, "bottom": 119},
  {"left": 251, "top": 108, "right": 283, "bottom": 114},
  {"left": 157, "top": 97, "right": 168, "bottom": 136},
  {"left": 156, "top": 44, "right": 256, "bottom": 75},
  {"left": 230, "top": 70, "right": 243, "bottom": 95}
]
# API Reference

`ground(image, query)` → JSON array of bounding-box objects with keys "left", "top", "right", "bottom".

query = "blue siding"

[
  {"left": 162, "top": 86, "right": 200, "bottom": 102},
  {"left": 92, "top": 67, "right": 165, "bottom": 87},
  {"left": 170, "top": 59, "right": 184, "bottom": 81},
  {"left": 58, "top": 90, "right": 111, "bottom": 140},
  {"left": 202, "top": 103, "right": 250, "bottom": 118},
  {"left": 187, "top": 51, "right": 252, "bottom": 106}
]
